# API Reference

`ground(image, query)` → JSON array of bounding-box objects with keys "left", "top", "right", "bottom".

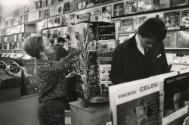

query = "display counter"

[
  {"left": 0, "top": 94, "right": 39, "bottom": 125},
  {"left": 70, "top": 99, "right": 111, "bottom": 125}
]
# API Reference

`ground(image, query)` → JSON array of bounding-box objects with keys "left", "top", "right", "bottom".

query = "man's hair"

[
  {"left": 22, "top": 36, "right": 43, "bottom": 59},
  {"left": 138, "top": 18, "right": 167, "bottom": 41},
  {"left": 57, "top": 37, "right": 66, "bottom": 43}
]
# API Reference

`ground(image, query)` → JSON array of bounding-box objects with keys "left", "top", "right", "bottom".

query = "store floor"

[{"left": 0, "top": 94, "right": 72, "bottom": 125}]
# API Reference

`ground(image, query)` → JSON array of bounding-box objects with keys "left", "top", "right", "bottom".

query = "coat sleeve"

[{"left": 110, "top": 45, "right": 126, "bottom": 84}]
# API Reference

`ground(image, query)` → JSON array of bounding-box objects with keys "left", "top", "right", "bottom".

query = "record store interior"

[{"left": 1, "top": 0, "right": 189, "bottom": 125}]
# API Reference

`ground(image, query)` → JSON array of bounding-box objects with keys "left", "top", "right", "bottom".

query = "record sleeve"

[
  {"left": 36, "top": 0, "right": 41, "bottom": 9},
  {"left": 56, "top": 3, "right": 64, "bottom": 15},
  {"left": 90, "top": 8, "right": 102, "bottom": 22},
  {"left": 52, "top": 0, "right": 58, "bottom": 4},
  {"left": 102, "top": 5, "right": 112, "bottom": 22},
  {"left": 69, "top": 13, "right": 77, "bottom": 25},
  {"left": 78, "top": 0, "right": 87, "bottom": 9},
  {"left": 70, "top": 0, "right": 78, "bottom": 11},
  {"left": 163, "top": 73, "right": 189, "bottom": 125},
  {"left": 41, "top": 0, "right": 47, "bottom": 7},
  {"left": 177, "top": 30, "right": 189, "bottom": 48},
  {"left": 121, "top": 18, "right": 134, "bottom": 33},
  {"left": 124, "top": 0, "right": 138, "bottom": 15},
  {"left": 113, "top": 2, "right": 124, "bottom": 17},
  {"left": 170, "top": 0, "right": 188, "bottom": 7},
  {"left": 138, "top": 0, "right": 153, "bottom": 12},
  {"left": 63, "top": 1, "right": 71, "bottom": 13},
  {"left": 110, "top": 72, "right": 177, "bottom": 125},
  {"left": 48, "top": 0, "right": 53, "bottom": 5},
  {"left": 181, "top": 9, "right": 189, "bottom": 27},
  {"left": 159, "top": 0, "right": 169, "bottom": 9},
  {"left": 100, "top": 81, "right": 112, "bottom": 96},
  {"left": 164, "top": 11, "right": 180, "bottom": 30},
  {"left": 50, "top": 6, "right": 57, "bottom": 16},
  {"left": 163, "top": 31, "right": 177, "bottom": 48},
  {"left": 110, "top": 77, "right": 161, "bottom": 125}
]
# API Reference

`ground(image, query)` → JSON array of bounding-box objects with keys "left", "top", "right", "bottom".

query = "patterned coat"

[{"left": 35, "top": 48, "right": 81, "bottom": 103}]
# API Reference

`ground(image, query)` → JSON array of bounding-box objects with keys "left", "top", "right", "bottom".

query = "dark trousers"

[{"left": 38, "top": 100, "right": 65, "bottom": 125}]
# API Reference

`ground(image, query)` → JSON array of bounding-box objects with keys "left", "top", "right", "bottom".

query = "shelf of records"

[
  {"left": 1, "top": 0, "right": 189, "bottom": 30},
  {"left": 30, "top": 0, "right": 189, "bottom": 19},
  {"left": 0, "top": 32, "right": 36, "bottom": 51},
  {"left": 109, "top": 70, "right": 189, "bottom": 125},
  {"left": 119, "top": 9, "right": 189, "bottom": 34}
]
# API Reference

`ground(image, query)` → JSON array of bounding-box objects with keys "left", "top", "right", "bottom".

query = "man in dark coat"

[
  {"left": 53, "top": 37, "right": 68, "bottom": 61},
  {"left": 110, "top": 18, "right": 169, "bottom": 84}
]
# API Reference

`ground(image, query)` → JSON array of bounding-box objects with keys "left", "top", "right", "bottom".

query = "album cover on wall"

[
  {"left": 177, "top": 30, "right": 189, "bottom": 48},
  {"left": 163, "top": 73, "right": 189, "bottom": 125},
  {"left": 170, "top": 0, "right": 188, "bottom": 7},
  {"left": 113, "top": 2, "right": 124, "bottom": 17},
  {"left": 138, "top": 0, "right": 154, "bottom": 12},
  {"left": 100, "top": 81, "right": 112, "bottom": 96},
  {"left": 63, "top": 1, "right": 71, "bottom": 13},
  {"left": 164, "top": 11, "right": 180, "bottom": 30},
  {"left": 86, "top": 0, "right": 95, "bottom": 7},
  {"left": 163, "top": 31, "right": 177, "bottom": 48},
  {"left": 36, "top": 0, "right": 41, "bottom": 9},
  {"left": 159, "top": 0, "right": 169, "bottom": 8},
  {"left": 78, "top": 0, "right": 87, "bottom": 9},
  {"left": 181, "top": 9, "right": 189, "bottom": 27},
  {"left": 56, "top": 3, "right": 64, "bottom": 15},
  {"left": 70, "top": 0, "right": 79, "bottom": 11},
  {"left": 90, "top": 8, "right": 102, "bottom": 22},
  {"left": 50, "top": 6, "right": 57, "bottom": 16},
  {"left": 54, "top": 16, "right": 61, "bottom": 27},
  {"left": 52, "top": 0, "right": 58, "bottom": 4},
  {"left": 124, "top": 0, "right": 138, "bottom": 15},
  {"left": 48, "top": 0, "right": 53, "bottom": 5},
  {"left": 102, "top": 5, "right": 112, "bottom": 22},
  {"left": 121, "top": 18, "right": 134, "bottom": 33},
  {"left": 41, "top": 0, "right": 47, "bottom": 7},
  {"left": 69, "top": 13, "right": 77, "bottom": 24}
]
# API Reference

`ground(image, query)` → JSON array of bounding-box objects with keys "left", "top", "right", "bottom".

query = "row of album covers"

[{"left": 109, "top": 69, "right": 189, "bottom": 125}]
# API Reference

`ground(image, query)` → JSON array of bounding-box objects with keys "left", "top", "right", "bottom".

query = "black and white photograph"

[{"left": 0, "top": 0, "right": 189, "bottom": 125}]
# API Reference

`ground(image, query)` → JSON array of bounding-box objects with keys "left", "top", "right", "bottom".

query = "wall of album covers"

[{"left": 0, "top": 0, "right": 189, "bottom": 53}]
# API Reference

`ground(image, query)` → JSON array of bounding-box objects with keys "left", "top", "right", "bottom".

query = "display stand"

[{"left": 69, "top": 99, "right": 111, "bottom": 125}]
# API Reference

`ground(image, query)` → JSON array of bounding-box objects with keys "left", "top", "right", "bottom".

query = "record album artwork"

[
  {"left": 164, "top": 11, "right": 180, "bottom": 30},
  {"left": 102, "top": 5, "right": 112, "bottom": 22},
  {"left": 63, "top": 2, "right": 71, "bottom": 13},
  {"left": 70, "top": 0, "right": 79, "bottom": 11},
  {"left": 124, "top": 0, "right": 138, "bottom": 14},
  {"left": 117, "top": 92, "right": 160, "bottom": 125},
  {"left": 163, "top": 73, "right": 189, "bottom": 125},
  {"left": 177, "top": 30, "right": 189, "bottom": 48},
  {"left": 57, "top": 4, "right": 63, "bottom": 15},
  {"left": 181, "top": 9, "right": 189, "bottom": 27},
  {"left": 163, "top": 31, "right": 177, "bottom": 48},
  {"left": 138, "top": 0, "right": 154, "bottom": 12},
  {"left": 121, "top": 18, "right": 134, "bottom": 32},
  {"left": 170, "top": 0, "right": 188, "bottom": 7},
  {"left": 113, "top": 2, "right": 124, "bottom": 17}
]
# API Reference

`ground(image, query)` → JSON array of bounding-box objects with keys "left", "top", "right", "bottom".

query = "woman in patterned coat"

[{"left": 23, "top": 36, "right": 80, "bottom": 125}]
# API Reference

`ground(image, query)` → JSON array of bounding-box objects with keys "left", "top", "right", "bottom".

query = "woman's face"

[{"left": 42, "top": 37, "right": 54, "bottom": 54}]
